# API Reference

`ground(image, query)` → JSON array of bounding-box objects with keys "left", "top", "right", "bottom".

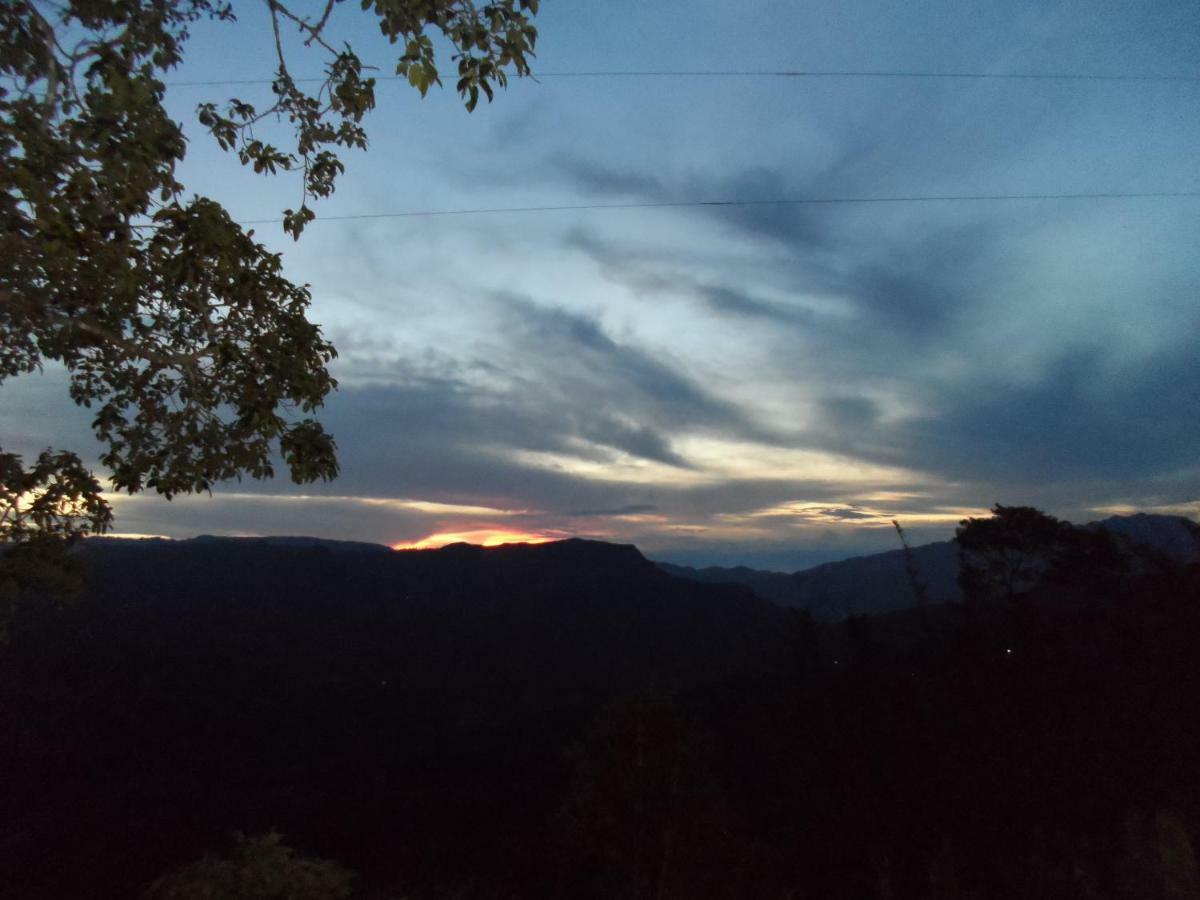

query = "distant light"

[
  {"left": 94, "top": 532, "right": 174, "bottom": 540},
  {"left": 1006, "top": 648, "right": 1012, "bottom": 654},
  {"left": 393, "top": 529, "right": 559, "bottom": 550}
]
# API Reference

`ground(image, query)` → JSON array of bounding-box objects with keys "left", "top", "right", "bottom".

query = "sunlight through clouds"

[
  {"left": 3, "top": 0, "right": 1193, "bottom": 569},
  {"left": 394, "top": 529, "right": 561, "bottom": 549}
]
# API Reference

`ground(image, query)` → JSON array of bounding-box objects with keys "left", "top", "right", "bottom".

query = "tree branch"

[
  {"left": 66, "top": 319, "right": 213, "bottom": 370},
  {"left": 305, "top": 0, "right": 338, "bottom": 46},
  {"left": 28, "top": 3, "right": 62, "bottom": 126},
  {"left": 268, "top": 0, "right": 340, "bottom": 55}
]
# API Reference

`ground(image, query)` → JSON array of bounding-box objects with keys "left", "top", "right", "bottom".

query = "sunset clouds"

[{"left": 3, "top": 0, "right": 1197, "bottom": 569}]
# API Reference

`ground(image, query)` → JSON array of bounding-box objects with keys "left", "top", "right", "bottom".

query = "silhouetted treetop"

[
  {"left": 144, "top": 832, "right": 352, "bottom": 900},
  {"left": 955, "top": 504, "right": 1074, "bottom": 602}
]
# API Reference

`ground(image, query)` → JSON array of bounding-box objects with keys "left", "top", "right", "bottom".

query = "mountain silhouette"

[
  {"left": 53, "top": 535, "right": 785, "bottom": 724},
  {"left": 659, "top": 513, "right": 1199, "bottom": 617},
  {"left": 3, "top": 521, "right": 1199, "bottom": 899}
]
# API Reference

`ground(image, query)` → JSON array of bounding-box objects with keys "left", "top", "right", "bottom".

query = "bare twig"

[
  {"left": 305, "top": 0, "right": 338, "bottom": 46},
  {"left": 268, "top": 0, "right": 340, "bottom": 55},
  {"left": 893, "top": 519, "right": 930, "bottom": 609}
]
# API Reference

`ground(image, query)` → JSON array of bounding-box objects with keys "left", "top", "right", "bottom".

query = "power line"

[
  {"left": 543, "top": 70, "right": 1200, "bottom": 82},
  {"left": 166, "top": 69, "right": 1200, "bottom": 88},
  {"left": 236, "top": 191, "right": 1200, "bottom": 226}
]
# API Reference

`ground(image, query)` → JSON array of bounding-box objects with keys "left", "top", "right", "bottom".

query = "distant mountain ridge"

[
  {"left": 89, "top": 533, "right": 395, "bottom": 553},
  {"left": 658, "top": 513, "right": 1199, "bottom": 618},
  {"left": 82, "top": 513, "right": 1198, "bottom": 622}
]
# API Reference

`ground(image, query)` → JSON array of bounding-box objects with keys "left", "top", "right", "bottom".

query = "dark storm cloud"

[
  {"left": 895, "top": 346, "right": 1200, "bottom": 483},
  {"left": 577, "top": 417, "right": 691, "bottom": 468},
  {"left": 551, "top": 149, "right": 1200, "bottom": 504},
  {"left": 777, "top": 505, "right": 879, "bottom": 522},
  {"left": 553, "top": 149, "right": 880, "bottom": 253},
  {"left": 287, "top": 377, "right": 905, "bottom": 555},
  {"left": 685, "top": 165, "right": 855, "bottom": 254},
  {"left": 552, "top": 155, "right": 670, "bottom": 200},
  {"left": 696, "top": 284, "right": 807, "bottom": 323},
  {"left": 567, "top": 503, "right": 658, "bottom": 518},
  {"left": 296, "top": 298, "right": 791, "bottom": 513},
  {"left": 819, "top": 396, "right": 883, "bottom": 431},
  {"left": 492, "top": 294, "right": 777, "bottom": 440},
  {"left": 327, "top": 295, "right": 753, "bottom": 475},
  {"left": 564, "top": 228, "right": 820, "bottom": 329},
  {"left": 809, "top": 341, "right": 1200, "bottom": 486},
  {"left": 555, "top": 156, "right": 1005, "bottom": 348},
  {"left": 310, "top": 379, "right": 638, "bottom": 511},
  {"left": 823, "top": 239, "right": 980, "bottom": 339}
]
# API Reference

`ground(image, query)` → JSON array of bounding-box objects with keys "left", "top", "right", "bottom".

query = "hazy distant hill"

[
  {"left": 1087, "top": 513, "right": 1200, "bottom": 564},
  {"left": 87, "top": 533, "right": 395, "bottom": 554},
  {"left": 659, "top": 513, "right": 1199, "bottom": 618},
  {"left": 660, "top": 541, "right": 959, "bottom": 618},
  {"left": 655, "top": 562, "right": 809, "bottom": 609}
]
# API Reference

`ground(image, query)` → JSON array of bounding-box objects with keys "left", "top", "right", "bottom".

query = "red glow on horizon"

[{"left": 392, "top": 529, "right": 559, "bottom": 550}]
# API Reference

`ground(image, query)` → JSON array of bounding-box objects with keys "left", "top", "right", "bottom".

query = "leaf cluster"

[
  {"left": 0, "top": 447, "right": 110, "bottom": 635},
  {"left": 955, "top": 505, "right": 1075, "bottom": 601},
  {"left": 197, "top": 0, "right": 539, "bottom": 237},
  {"left": 955, "top": 503, "right": 1136, "bottom": 603},
  {"left": 0, "top": 0, "right": 540, "bottom": 552}
]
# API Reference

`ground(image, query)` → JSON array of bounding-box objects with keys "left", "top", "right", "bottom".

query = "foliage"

[
  {"left": 144, "top": 831, "right": 353, "bottom": 900},
  {"left": 893, "top": 518, "right": 929, "bottom": 608},
  {"left": 0, "top": 448, "right": 111, "bottom": 636},
  {"left": 955, "top": 504, "right": 1075, "bottom": 602},
  {"left": 0, "top": 0, "right": 539, "bottom": 547},
  {"left": 0, "top": 448, "right": 111, "bottom": 542},
  {"left": 955, "top": 504, "right": 1141, "bottom": 603}
]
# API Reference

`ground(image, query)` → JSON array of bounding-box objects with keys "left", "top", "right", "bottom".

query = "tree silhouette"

[
  {"left": 955, "top": 505, "right": 1074, "bottom": 603},
  {"left": 1, "top": 0, "right": 540, "bottom": 546},
  {"left": 144, "top": 832, "right": 353, "bottom": 900},
  {"left": 0, "top": 448, "right": 111, "bottom": 636}
]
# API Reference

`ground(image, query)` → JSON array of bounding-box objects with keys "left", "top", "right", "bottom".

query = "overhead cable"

[
  {"left": 166, "top": 69, "right": 1200, "bottom": 88},
  {"left": 233, "top": 191, "right": 1200, "bottom": 226}
]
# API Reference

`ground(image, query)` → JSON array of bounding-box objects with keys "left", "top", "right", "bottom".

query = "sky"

[{"left": 4, "top": 0, "right": 1200, "bottom": 569}]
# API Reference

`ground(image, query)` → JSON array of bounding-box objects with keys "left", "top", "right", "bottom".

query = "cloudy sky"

[{"left": 5, "top": 0, "right": 1200, "bottom": 569}]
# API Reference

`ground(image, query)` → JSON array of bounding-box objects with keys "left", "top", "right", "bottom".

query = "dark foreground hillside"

[
  {"left": 2, "top": 534, "right": 1199, "bottom": 899},
  {"left": 0, "top": 537, "right": 783, "bottom": 899}
]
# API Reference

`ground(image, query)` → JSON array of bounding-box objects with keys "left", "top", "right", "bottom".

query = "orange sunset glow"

[{"left": 393, "top": 529, "right": 560, "bottom": 550}]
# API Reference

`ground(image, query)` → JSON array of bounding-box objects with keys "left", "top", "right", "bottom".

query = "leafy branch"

[{"left": 0, "top": 0, "right": 541, "bottom": 564}]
